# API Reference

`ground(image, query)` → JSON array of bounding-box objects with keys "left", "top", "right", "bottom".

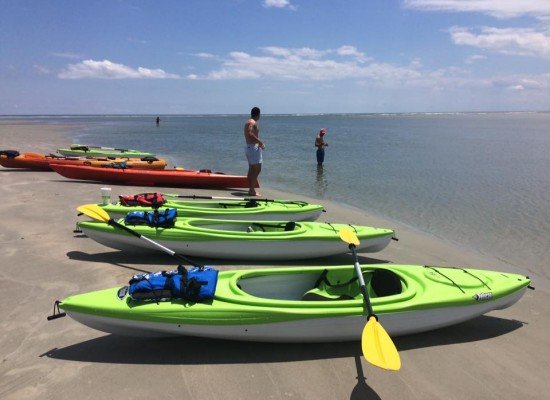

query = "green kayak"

[
  {"left": 56, "top": 264, "right": 531, "bottom": 342},
  {"left": 77, "top": 218, "right": 395, "bottom": 260},
  {"left": 58, "top": 144, "right": 155, "bottom": 158},
  {"left": 100, "top": 198, "right": 325, "bottom": 221}
]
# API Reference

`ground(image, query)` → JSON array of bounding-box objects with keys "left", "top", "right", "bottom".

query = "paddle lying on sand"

[
  {"left": 77, "top": 204, "right": 202, "bottom": 268},
  {"left": 339, "top": 228, "right": 401, "bottom": 371}
]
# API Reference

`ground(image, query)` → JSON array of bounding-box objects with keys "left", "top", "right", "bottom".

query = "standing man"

[
  {"left": 315, "top": 128, "right": 328, "bottom": 165},
  {"left": 244, "top": 106, "right": 264, "bottom": 196}
]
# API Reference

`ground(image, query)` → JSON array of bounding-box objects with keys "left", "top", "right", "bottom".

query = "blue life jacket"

[
  {"left": 124, "top": 208, "right": 177, "bottom": 227},
  {"left": 0, "top": 150, "right": 20, "bottom": 158},
  {"left": 125, "top": 265, "right": 218, "bottom": 302}
]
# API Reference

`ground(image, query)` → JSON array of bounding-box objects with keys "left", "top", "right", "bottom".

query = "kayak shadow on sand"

[
  {"left": 393, "top": 315, "right": 527, "bottom": 351},
  {"left": 49, "top": 178, "right": 236, "bottom": 193},
  {"left": 66, "top": 249, "right": 390, "bottom": 268},
  {"left": 44, "top": 335, "right": 361, "bottom": 365},
  {"left": 43, "top": 315, "right": 524, "bottom": 366}
]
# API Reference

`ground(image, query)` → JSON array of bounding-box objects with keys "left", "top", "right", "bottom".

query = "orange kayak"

[
  {"left": 0, "top": 151, "right": 167, "bottom": 170},
  {"left": 50, "top": 163, "right": 256, "bottom": 189}
]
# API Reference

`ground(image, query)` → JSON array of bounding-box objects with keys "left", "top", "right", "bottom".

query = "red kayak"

[{"left": 50, "top": 163, "right": 257, "bottom": 189}]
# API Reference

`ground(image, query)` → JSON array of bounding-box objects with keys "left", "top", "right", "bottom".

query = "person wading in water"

[{"left": 315, "top": 128, "right": 328, "bottom": 165}]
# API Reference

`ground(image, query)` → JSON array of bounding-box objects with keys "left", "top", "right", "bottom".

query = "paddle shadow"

[
  {"left": 67, "top": 250, "right": 176, "bottom": 267},
  {"left": 350, "top": 356, "right": 382, "bottom": 400}
]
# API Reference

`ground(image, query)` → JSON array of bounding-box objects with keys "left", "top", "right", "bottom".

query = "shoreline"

[{"left": 1, "top": 121, "right": 549, "bottom": 399}]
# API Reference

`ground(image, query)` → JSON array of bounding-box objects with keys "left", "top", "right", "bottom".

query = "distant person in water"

[
  {"left": 244, "top": 106, "right": 264, "bottom": 197},
  {"left": 315, "top": 128, "right": 328, "bottom": 165},
  {"left": 156, "top": 116, "right": 160, "bottom": 125}
]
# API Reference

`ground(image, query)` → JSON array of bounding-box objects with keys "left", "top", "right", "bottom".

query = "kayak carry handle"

[{"left": 47, "top": 300, "right": 66, "bottom": 321}]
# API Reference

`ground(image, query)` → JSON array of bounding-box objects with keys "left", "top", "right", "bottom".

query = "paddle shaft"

[
  {"left": 163, "top": 194, "right": 277, "bottom": 202},
  {"left": 349, "top": 244, "right": 375, "bottom": 318},
  {"left": 107, "top": 219, "right": 201, "bottom": 267}
]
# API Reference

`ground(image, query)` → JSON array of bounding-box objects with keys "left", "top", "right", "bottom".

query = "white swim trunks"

[{"left": 245, "top": 144, "right": 262, "bottom": 165}]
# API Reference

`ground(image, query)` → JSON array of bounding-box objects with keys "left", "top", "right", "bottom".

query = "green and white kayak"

[
  {"left": 58, "top": 144, "right": 155, "bottom": 158},
  {"left": 58, "top": 264, "right": 531, "bottom": 342},
  {"left": 77, "top": 219, "right": 395, "bottom": 260},
  {"left": 100, "top": 198, "right": 324, "bottom": 221}
]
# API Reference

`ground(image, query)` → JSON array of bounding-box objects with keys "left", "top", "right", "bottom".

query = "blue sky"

[{"left": 1, "top": 0, "right": 549, "bottom": 114}]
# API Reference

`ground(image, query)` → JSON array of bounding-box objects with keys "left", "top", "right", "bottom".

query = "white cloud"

[
  {"left": 187, "top": 46, "right": 422, "bottom": 83},
  {"left": 403, "top": 0, "right": 550, "bottom": 20},
  {"left": 51, "top": 52, "right": 84, "bottom": 60},
  {"left": 194, "top": 52, "right": 217, "bottom": 58},
  {"left": 58, "top": 59, "right": 180, "bottom": 79},
  {"left": 465, "top": 54, "right": 487, "bottom": 64},
  {"left": 262, "top": 46, "right": 329, "bottom": 59},
  {"left": 184, "top": 45, "right": 550, "bottom": 105},
  {"left": 33, "top": 65, "right": 51, "bottom": 75},
  {"left": 450, "top": 26, "right": 550, "bottom": 59},
  {"left": 262, "top": 0, "right": 297, "bottom": 11},
  {"left": 336, "top": 45, "right": 371, "bottom": 62}
]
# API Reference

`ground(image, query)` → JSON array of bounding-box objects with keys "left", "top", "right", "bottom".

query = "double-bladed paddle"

[
  {"left": 162, "top": 193, "right": 306, "bottom": 204},
  {"left": 339, "top": 228, "right": 401, "bottom": 371},
  {"left": 77, "top": 204, "right": 202, "bottom": 268}
]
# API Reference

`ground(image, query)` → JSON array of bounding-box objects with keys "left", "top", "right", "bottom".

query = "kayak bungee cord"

[{"left": 424, "top": 266, "right": 465, "bottom": 294}]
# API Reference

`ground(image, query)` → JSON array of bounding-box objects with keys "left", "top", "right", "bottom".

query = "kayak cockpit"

[
  {"left": 225, "top": 267, "right": 409, "bottom": 304},
  {"left": 174, "top": 200, "right": 263, "bottom": 210},
  {"left": 187, "top": 220, "right": 303, "bottom": 234}
]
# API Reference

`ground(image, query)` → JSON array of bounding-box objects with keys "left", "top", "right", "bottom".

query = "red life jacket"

[{"left": 119, "top": 193, "right": 166, "bottom": 207}]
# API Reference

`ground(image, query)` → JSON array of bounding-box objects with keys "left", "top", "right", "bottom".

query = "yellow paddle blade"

[
  {"left": 362, "top": 316, "right": 401, "bottom": 371},
  {"left": 338, "top": 228, "right": 360, "bottom": 246},
  {"left": 77, "top": 204, "right": 110, "bottom": 222}
]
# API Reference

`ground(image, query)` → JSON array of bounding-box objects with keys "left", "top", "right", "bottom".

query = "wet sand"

[{"left": 1, "top": 121, "right": 549, "bottom": 400}]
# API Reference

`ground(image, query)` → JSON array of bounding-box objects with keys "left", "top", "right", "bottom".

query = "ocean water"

[{"left": 6, "top": 113, "right": 549, "bottom": 274}]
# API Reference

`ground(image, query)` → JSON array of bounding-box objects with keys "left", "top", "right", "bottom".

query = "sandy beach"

[{"left": 1, "top": 121, "right": 549, "bottom": 400}]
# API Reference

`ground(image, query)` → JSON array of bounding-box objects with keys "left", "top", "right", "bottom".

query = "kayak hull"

[
  {"left": 59, "top": 264, "right": 530, "bottom": 342},
  {"left": 52, "top": 164, "right": 255, "bottom": 189},
  {"left": 102, "top": 199, "right": 324, "bottom": 221},
  {"left": 78, "top": 226, "right": 392, "bottom": 259},
  {"left": 65, "top": 288, "right": 526, "bottom": 341},
  {"left": 0, "top": 152, "right": 52, "bottom": 170},
  {"left": 77, "top": 219, "right": 394, "bottom": 260},
  {"left": 58, "top": 145, "right": 155, "bottom": 158},
  {"left": 1, "top": 153, "right": 166, "bottom": 170}
]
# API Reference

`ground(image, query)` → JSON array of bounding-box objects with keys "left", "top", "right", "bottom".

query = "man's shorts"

[{"left": 245, "top": 144, "right": 262, "bottom": 165}]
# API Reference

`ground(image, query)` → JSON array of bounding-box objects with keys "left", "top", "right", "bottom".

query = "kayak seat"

[
  {"left": 302, "top": 268, "right": 402, "bottom": 301},
  {"left": 302, "top": 269, "right": 363, "bottom": 301},
  {"left": 248, "top": 222, "right": 296, "bottom": 232}
]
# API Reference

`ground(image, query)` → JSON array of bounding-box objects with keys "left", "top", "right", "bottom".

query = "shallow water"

[{"left": 6, "top": 113, "right": 549, "bottom": 274}]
